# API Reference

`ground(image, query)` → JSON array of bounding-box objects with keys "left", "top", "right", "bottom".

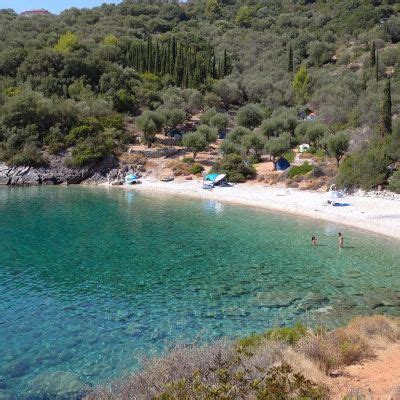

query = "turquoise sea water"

[{"left": 0, "top": 186, "right": 399, "bottom": 397}]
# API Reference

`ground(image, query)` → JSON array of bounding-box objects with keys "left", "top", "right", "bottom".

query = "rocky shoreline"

[{"left": 0, "top": 155, "right": 123, "bottom": 187}]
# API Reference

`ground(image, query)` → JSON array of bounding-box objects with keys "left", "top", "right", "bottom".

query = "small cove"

[{"left": 0, "top": 186, "right": 399, "bottom": 397}]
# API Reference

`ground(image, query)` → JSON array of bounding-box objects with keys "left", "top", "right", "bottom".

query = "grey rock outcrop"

[{"left": 0, "top": 154, "right": 118, "bottom": 186}]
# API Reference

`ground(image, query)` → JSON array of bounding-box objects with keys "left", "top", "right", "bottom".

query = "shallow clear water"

[{"left": 0, "top": 186, "right": 399, "bottom": 397}]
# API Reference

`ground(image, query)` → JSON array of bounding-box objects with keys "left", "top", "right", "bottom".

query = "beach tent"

[
  {"left": 205, "top": 173, "right": 219, "bottom": 182},
  {"left": 276, "top": 158, "right": 290, "bottom": 171},
  {"left": 306, "top": 112, "right": 316, "bottom": 121},
  {"left": 125, "top": 174, "right": 139, "bottom": 184},
  {"left": 218, "top": 130, "right": 227, "bottom": 139},
  {"left": 299, "top": 143, "right": 310, "bottom": 153}
]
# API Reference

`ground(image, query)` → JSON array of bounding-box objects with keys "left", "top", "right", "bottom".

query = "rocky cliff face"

[{"left": 0, "top": 155, "right": 118, "bottom": 186}]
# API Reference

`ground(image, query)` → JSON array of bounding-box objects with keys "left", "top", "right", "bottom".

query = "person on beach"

[
  {"left": 338, "top": 232, "right": 344, "bottom": 248},
  {"left": 311, "top": 236, "right": 318, "bottom": 246}
]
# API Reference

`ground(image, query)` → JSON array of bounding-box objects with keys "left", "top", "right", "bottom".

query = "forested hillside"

[{"left": 1, "top": 0, "right": 400, "bottom": 190}]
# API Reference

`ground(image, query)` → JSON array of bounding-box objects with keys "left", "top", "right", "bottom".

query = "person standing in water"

[
  {"left": 338, "top": 232, "right": 344, "bottom": 248},
  {"left": 311, "top": 236, "right": 318, "bottom": 246}
]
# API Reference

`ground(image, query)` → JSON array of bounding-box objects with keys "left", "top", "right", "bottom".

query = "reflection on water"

[
  {"left": 203, "top": 199, "right": 224, "bottom": 215},
  {"left": 0, "top": 186, "right": 399, "bottom": 397}
]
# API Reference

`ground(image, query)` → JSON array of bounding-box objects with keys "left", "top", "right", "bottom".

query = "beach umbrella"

[
  {"left": 205, "top": 173, "right": 219, "bottom": 182},
  {"left": 214, "top": 174, "right": 226, "bottom": 184}
]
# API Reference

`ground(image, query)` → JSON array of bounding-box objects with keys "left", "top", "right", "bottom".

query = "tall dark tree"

[
  {"left": 370, "top": 41, "right": 376, "bottom": 66},
  {"left": 381, "top": 78, "right": 392, "bottom": 136},
  {"left": 375, "top": 51, "right": 379, "bottom": 81},
  {"left": 123, "top": 35, "right": 230, "bottom": 88},
  {"left": 288, "top": 43, "right": 293, "bottom": 73}
]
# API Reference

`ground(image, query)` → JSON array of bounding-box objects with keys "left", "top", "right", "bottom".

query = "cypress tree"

[
  {"left": 167, "top": 37, "right": 174, "bottom": 75},
  {"left": 211, "top": 54, "right": 216, "bottom": 78},
  {"left": 146, "top": 37, "right": 153, "bottom": 72},
  {"left": 370, "top": 41, "right": 376, "bottom": 66},
  {"left": 162, "top": 46, "right": 168, "bottom": 75},
  {"left": 171, "top": 36, "right": 177, "bottom": 65},
  {"left": 381, "top": 78, "right": 392, "bottom": 136},
  {"left": 375, "top": 51, "right": 379, "bottom": 81},
  {"left": 288, "top": 43, "right": 293, "bottom": 73},
  {"left": 174, "top": 44, "right": 184, "bottom": 86},
  {"left": 154, "top": 42, "right": 160, "bottom": 73},
  {"left": 361, "top": 70, "right": 367, "bottom": 91}
]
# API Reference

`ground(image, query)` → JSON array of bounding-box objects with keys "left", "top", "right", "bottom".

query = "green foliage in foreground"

[
  {"left": 236, "top": 322, "right": 308, "bottom": 352},
  {"left": 155, "top": 363, "right": 326, "bottom": 400},
  {"left": 287, "top": 162, "right": 313, "bottom": 179}
]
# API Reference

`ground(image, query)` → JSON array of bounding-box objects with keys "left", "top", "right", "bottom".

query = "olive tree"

[
  {"left": 227, "top": 126, "right": 252, "bottom": 145},
  {"left": 210, "top": 113, "right": 229, "bottom": 132},
  {"left": 326, "top": 132, "right": 350, "bottom": 167},
  {"left": 242, "top": 133, "right": 265, "bottom": 160},
  {"left": 182, "top": 132, "right": 208, "bottom": 160},
  {"left": 265, "top": 133, "right": 291, "bottom": 169},
  {"left": 236, "top": 104, "right": 263, "bottom": 129},
  {"left": 136, "top": 111, "right": 165, "bottom": 148}
]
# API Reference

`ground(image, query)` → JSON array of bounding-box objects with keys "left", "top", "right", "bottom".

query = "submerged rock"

[
  {"left": 296, "top": 292, "right": 329, "bottom": 312},
  {"left": 254, "top": 292, "right": 301, "bottom": 308},
  {"left": 2, "top": 359, "right": 31, "bottom": 379},
  {"left": 125, "top": 321, "right": 145, "bottom": 335},
  {"left": 0, "top": 389, "right": 12, "bottom": 400},
  {"left": 0, "top": 376, "right": 7, "bottom": 389},
  {"left": 29, "top": 371, "right": 91, "bottom": 400}
]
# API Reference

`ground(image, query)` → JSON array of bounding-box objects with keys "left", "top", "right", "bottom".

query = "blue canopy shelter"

[
  {"left": 276, "top": 157, "right": 290, "bottom": 171},
  {"left": 205, "top": 173, "right": 219, "bottom": 182}
]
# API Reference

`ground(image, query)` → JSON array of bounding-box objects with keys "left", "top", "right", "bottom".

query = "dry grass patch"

[
  {"left": 87, "top": 316, "right": 400, "bottom": 400},
  {"left": 166, "top": 159, "right": 191, "bottom": 176},
  {"left": 119, "top": 153, "right": 147, "bottom": 166},
  {"left": 347, "top": 315, "right": 400, "bottom": 343}
]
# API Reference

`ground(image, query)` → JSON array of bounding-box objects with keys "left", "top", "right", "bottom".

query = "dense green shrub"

[
  {"left": 66, "top": 125, "right": 93, "bottom": 145},
  {"left": 236, "top": 323, "right": 307, "bottom": 351},
  {"left": 388, "top": 170, "right": 400, "bottom": 193},
  {"left": 6, "top": 144, "right": 46, "bottom": 167},
  {"left": 212, "top": 153, "right": 256, "bottom": 183},
  {"left": 283, "top": 150, "right": 295, "bottom": 163},
  {"left": 265, "top": 323, "right": 308, "bottom": 345},
  {"left": 188, "top": 162, "right": 204, "bottom": 174},
  {"left": 68, "top": 132, "right": 115, "bottom": 167},
  {"left": 182, "top": 157, "right": 195, "bottom": 164},
  {"left": 155, "top": 362, "right": 325, "bottom": 399},
  {"left": 336, "top": 142, "right": 390, "bottom": 190},
  {"left": 287, "top": 162, "right": 313, "bottom": 178}
]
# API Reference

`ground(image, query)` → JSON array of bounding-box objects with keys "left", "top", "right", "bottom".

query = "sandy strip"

[{"left": 106, "top": 179, "right": 400, "bottom": 240}]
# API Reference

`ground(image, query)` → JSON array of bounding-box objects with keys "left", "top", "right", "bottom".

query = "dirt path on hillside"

[{"left": 331, "top": 343, "right": 400, "bottom": 399}]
